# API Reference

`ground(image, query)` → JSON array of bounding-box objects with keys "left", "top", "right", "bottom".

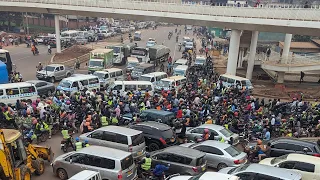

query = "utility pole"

[{"left": 25, "top": 12, "right": 29, "bottom": 35}]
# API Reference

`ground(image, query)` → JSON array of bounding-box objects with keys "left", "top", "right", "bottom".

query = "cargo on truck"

[
  {"left": 88, "top": 49, "right": 114, "bottom": 74},
  {"left": 148, "top": 45, "right": 170, "bottom": 66}
]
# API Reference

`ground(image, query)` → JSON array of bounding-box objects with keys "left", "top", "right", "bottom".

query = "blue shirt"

[
  {"left": 153, "top": 165, "right": 169, "bottom": 176},
  {"left": 265, "top": 131, "right": 271, "bottom": 140}
]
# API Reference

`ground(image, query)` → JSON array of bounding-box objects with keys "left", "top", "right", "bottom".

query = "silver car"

[
  {"left": 79, "top": 126, "right": 146, "bottom": 159},
  {"left": 180, "top": 140, "right": 247, "bottom": 170},
  {"left": 186, "top": 124, "right": 239, "bottom": 145},
  {"left": 52, "top": 146, "right": 137, "bottom": 180},
  {"left": 219, "top": 164, "right": 302, "bottom": 180}
]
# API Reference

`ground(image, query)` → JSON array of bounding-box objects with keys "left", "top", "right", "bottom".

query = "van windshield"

[
  {"left": 131, "top": 134, "right": 145, "bottom": 146},
  {"left": 241, "top": 80, "right": 252, "bottom": 87},
  {"left": 139, "top": 76, "right": 151, "bottom": 81},
  {"left": 121, "top": 155, "right": 134, "bottom": 170},
  {"left": 59, "top": 80, "right": 71, "bottom": 88},
  {"left": 174, "top": 69, "right": 186, "bottom": 76},
  {"left": 93, "top": 72, "right": 108, "bottom": 79},
  {"left": 159, "top": 80, "right": 172, "bottom": 88}
]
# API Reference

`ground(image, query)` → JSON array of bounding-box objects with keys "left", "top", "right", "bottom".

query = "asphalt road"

[{"left": 30, "top": 25, "right": 196, "bottom": 180}]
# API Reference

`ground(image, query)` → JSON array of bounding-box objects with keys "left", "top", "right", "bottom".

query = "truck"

[
  {"left": 88, "top": 49, "right": 114, "bottom": 74},
  {"left": 107, "top": 44, "right": 135, "bottom": 66},
  {"left": 148, "top": 45, "right": 170, "bottom": 66},
  {"left": 36, "top": 64, "right": 74, "bottom": 83},
  {"left": 131, "top": 46, "right": 149, "bottom": 63},
  {"left": 0, "top": 129, "right": 53, "bottom": 180}
]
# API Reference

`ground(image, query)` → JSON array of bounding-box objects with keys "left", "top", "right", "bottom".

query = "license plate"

[
  {"left": 127, "top": 170, "right": 132, "bottom": 176},
  {"left": 60, "top": 144, "right": 64, "bottom": 147},
  {"left": 137, "top": 151, "right": 142, "bottom": 155}
]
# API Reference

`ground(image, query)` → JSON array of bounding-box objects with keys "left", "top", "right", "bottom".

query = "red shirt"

[{"left": 176, "top": 110, "right": 183, "bottom": 119}]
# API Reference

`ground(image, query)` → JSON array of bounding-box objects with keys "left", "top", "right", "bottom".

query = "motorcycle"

[{"left": 61, "top": 136, "right": 74, "bottom": 152}]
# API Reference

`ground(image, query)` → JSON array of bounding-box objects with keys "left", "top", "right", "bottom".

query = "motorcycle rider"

[
  {"left": 138, "top": 152, "right": 152, "bottom": 177},
  {"left": 36, "top": 62, "right": 43, "bottom": 71},
  {"left": 37, "top": 119, "right": 51, "bottom": 139},
  {"left": 75, "top": 137, "right": 83, "bottom": 151},
  {"left": 47, "top": 44, "right": 52, "bottom": 54},
  {"left": 83, "top": 139, "right": 90, "bottom": 147},
  {"left": 61, "top": 125, "right": 74, "bottom": 149},
  {"left": 3, "top": 106, "right": 18, "bottom": 129},
  {"left": 153, "top": 164, "right": 170, "bottom": 180},
  {"left": 202, "top": 128, "right": 210, "bottom": 141}
]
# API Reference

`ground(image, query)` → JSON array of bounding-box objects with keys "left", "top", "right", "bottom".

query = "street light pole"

[{"left": 25, "top": 12, "right": 29, "bottom": 35}]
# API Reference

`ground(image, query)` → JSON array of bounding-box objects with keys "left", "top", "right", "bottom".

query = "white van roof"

[
  {"left": 174, "top": 65, "right": 188, "bottom": 71},
  {"left": 220, "top": 74, "right": 250, "bottom": 81},
  {"left": 0, "top": 49, "right": 9, "bottom": 53},
  {"left": 127, "top": 57, "right": 139, "bottom": 62},
  {"left": 104, "top": 68, "right": 122, "bottom": 73},
  {"left": 62, "top": 75, "right": 97, "bottom": 82},
  {"left": 140, "top": 72, "right": 167, "bottom": 78},
  {"left": 0, "top": 82, "right": 34, "bottom": 89},
  {"left": 196, "top": 55, "right": 206, "bottom": 60},
  {"left": 113, "top": 81, "right": 153, "bottom": 85},
  {"left": 161, "top": 76, "right": 186, "bottom": 82},
  {"left": 91, "top": 49, "right": 113, "bottom": 54},
  {"left": 68, "top": 170, "right": 99, "bottom": 180},
  {"left": 174, "top": 59, "right": 188, "bottom": 64}
]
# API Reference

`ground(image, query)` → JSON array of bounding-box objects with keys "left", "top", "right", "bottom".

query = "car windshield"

[
  {"left": 174, "top": 69, "right": 186, "bottom": 76},
  {"left": 93, "top": 72, "right": 107, "bottom": 79},
  {"left": 228, "top": 164, "right": 249, "bottom": 174},
  {"left": 59, "top": 80, "right": 71, "bottom": 88},
  {"left": 128, "top": 62, "right": 139, "bottom": 67},
  {"left": 113, "top": 46, "right": 121, "bottom": 54},
  {"left": 161, "top": 128, "right": 174, "bottom": 139},
  {"left": 189, "top": 172, "right": 205, "bottom": 180},
  {"left": 225, "top": 146, "right": 241, "bottom": 157},
  {"left": 158, "top": 80, "right": 171, "bottom": 87},
  {"left": 44, "top": 66, "right": 56, "bottom": 71},
  {"left": 242, "top": 80, "right": 252, "bottom": 87},
  {"left": 147, "top": 41, "right": 155, "bottom": 46},
  {"left": 121, "top": 155, "right": 134, "bottom": 170},
  {"left": 271, "top": 154, "right": 288, "bottom": 165},
  {"left": 220, "top": 128, "right": 234, "bottom": 137},
  {"left": 89, "top": 60, "right": 103, "bottom": 67},
  {"left": 138, "top": 76, "right": 151, "bottom": 81},
  {"left": 186, "top": 42, "right": 193, "bottom": 47},
  {"left": 132, "top": 50, "right": 146, "bottom": 56},
  {"left": 195, "top": 59, "right": 205, "bottom": 64},
  {"left": 133, "top": 68, "right": 143, "bottom": 74},
  {"left": 131, "top": 133, "right": 145, "bottom": 146}
]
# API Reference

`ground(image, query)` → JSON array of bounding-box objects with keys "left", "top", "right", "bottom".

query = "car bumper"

[{"left": 36, "top": 75, "right": 50, "bottom": 80}]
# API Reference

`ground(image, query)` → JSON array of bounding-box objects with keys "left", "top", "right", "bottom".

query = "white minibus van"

[
  {"left": 155, "top": 76, "right": 187, "bottom": 91},
  {"left": 68, "top": 170, "right": 102, "bottom": 180},
  {"left": 0, "top": 82, "right": 38, "bottom": 104},
  {"left": 138, "top": 72, "right": 167, "bottom": 84},
  {"left": 107, "top": 81, "right": 154, "bottom": 96},
  {"left": 218, "top": 74, "right": 253, "bottom": 90},
  {"left": 93, "top": 68, "right": 124, "bottom": 88},
  {"left": 57, "top": 75, "right": 100, "bottom": 94},
  {"left": 173, "top": 65, "right": 188, "bottom": 77},
  {"left": 173, "top": 59, "right": 188, "bottom": 69}
]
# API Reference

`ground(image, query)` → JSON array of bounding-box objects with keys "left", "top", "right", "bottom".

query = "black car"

[
  {"left": 129, "top": 122, "right": 177, "bottom": 151},
  {"left": 26, "top": 80, "right": 55, "bottom": 96},
  {"left": 269, "top": 138, "right": 320, "bottom": 157}
]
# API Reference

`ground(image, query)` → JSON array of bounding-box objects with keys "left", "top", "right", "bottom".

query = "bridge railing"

[{"left": 2, "top": 0, "right": 320, "bottom": 21}]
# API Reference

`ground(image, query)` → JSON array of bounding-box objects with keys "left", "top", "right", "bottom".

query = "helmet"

[
  {"left": 66, "top": 100, "right": 71, "bottom": 105},
  {"left": 146, "top": 152, "right": 150, "bottom": 158},
  {"left": 63, "top": 125, "right": 68, "bottom": 130},
  {"left": 84, "top": 140, "right": 88, "bottom": 143},
  {"left": 75, "top": 137, "right": 80, "bottom": 141},
  {"left": 32, "top": 119, "right": 38, "bottom": 125},
  {"left": 206, "top": 116, "right": 211, "bottom": 119},
  {"left": 204, "top": 128, "right": 209, "bottom": 134},
  {"left": 234, "top": 112, "right": 239, "bottom": 117}
]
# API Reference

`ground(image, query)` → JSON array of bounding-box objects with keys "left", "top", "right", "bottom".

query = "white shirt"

[{"left": 271, "top": 118, "right": 276, "bottom": 125}]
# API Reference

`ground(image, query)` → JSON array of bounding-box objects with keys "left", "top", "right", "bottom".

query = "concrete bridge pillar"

[
  {"left": 281, "top": 33, "right": 292, "bottom": 64},
  {"left": 277, "top": 72, "right": 285, "bottom": 84},
  {"left": 226, "top": 29, "right": 241, "bottom": 75},
  {"left": 246, "top": 31, "right": 259, "bottom": 80},
  {"left": 54, "top": 15, "right": 62, "bottom": 53}
]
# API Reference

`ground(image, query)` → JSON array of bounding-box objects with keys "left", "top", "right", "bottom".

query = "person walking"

[
  {"left": 300, "top": 71, "right": 305, "bottom": 83},
  {"left": 266, "top": 48, "right": 271, "bottom": 60}
]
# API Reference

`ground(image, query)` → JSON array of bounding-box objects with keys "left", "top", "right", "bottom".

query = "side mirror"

[
  {"left": 69, "top": 159, "right": 73, "bottom": 163},
  {"left": 275, "top": 164, "right": 279, "bottom": 168}
]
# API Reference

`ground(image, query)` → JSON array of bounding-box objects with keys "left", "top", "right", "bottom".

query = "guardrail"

[{"left": 1, "top": 0, "right": 320, "bottom": 22}]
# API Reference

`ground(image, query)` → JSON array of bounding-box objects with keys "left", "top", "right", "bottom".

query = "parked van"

[
  {"left": 79, "top": 126, "right": 146, "bottom": 159},
  {"left": 0, "top": 82, "right": 38, "bottom": 104},
  {"left": 131, "top": 63, "right": 154, "bottom": 79},
  {"left": 53, "top": 146, "right": 137, "bottom": 180},
  {"left": 57, "top": 75, "right": 100, "bottom": 94},
  {"left": 139, "top": 72, "right": 167, "bottom": 84},
  {"left": 155, "top": 76, "right": 187, "bottom": 91},
  {"left": 173, "top": 65, "right": 188, "bottom": 77},
  {"left": 93, "top": 68, "right": 124, "bottom": 88},
  {"left": 107, "top": 81, "right": 154, "bottom": 96},
  {"left": 218, "top": 74, "right": 253, "bottom": 90},
  {"left": 173, "top": 59, "right": 188, "bottom": 68},
  {"left": 68, "top": 170, "right": 102, "bottom": 180}
]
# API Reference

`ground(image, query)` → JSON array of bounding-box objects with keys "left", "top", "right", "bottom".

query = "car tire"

[
  {"left": 67, "top": 73, "right": 71, "bottom": 77},
  {"left": 217, "top": 163, "right": 228, "bottom": 170},
  {"left": 57, "top": 168, "right": 68, "bottom": 180},
  {"left": 148, "top": 141, "right": 160, "bottom": 152},
  {"left": 32, "top": 158, "right": 45, "bottom": 175}
]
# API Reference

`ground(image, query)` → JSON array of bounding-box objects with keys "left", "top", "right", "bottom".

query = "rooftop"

[{"left": 279, "top": 41, "right": 320, "bottom": 49}]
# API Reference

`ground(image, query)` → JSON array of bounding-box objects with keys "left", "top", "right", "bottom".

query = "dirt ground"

[
  {"left": 53, "top": 45, "right": 93, "bottom": 62},
  {"left": 213, "top": 53, "right": 320, "bottom": 101}
]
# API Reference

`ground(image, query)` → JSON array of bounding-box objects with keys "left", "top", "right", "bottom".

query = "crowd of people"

[{"left": 1, "top": 27, "right": 320, "bottom": 178}]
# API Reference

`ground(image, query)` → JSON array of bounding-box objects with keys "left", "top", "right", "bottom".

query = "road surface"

[{"left": 32, "top": 25, "right": 196, "bottom": 180}]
